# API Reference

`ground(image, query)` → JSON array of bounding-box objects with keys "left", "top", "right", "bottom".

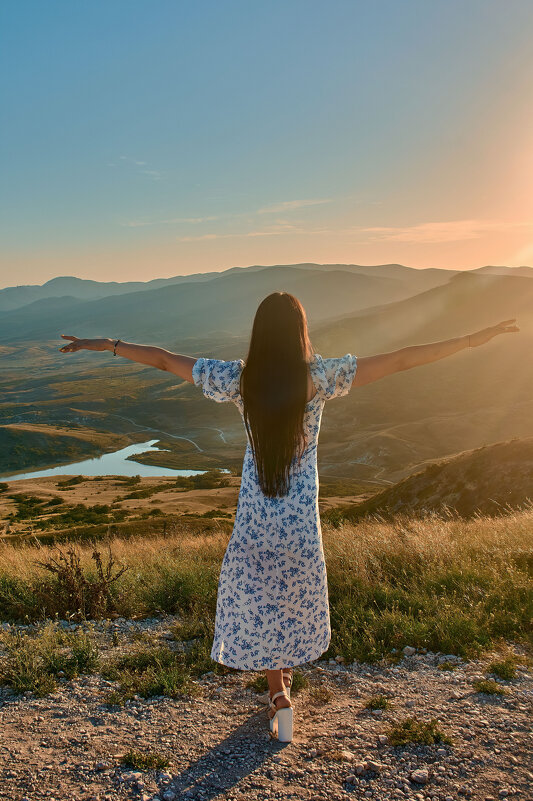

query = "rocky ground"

[{"left": 0, "top": 618, "right": 531, "bottom": 801}]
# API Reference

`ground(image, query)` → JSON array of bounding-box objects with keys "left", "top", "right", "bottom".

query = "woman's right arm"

[
  {"left": 59, "top": 335, "right": 198, "bottom": 382},
  {"left": 352, "top": 319, "right": 519, "bottom": 388}
]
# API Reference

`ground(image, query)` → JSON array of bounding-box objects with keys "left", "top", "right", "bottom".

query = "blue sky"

[{"left": 1, "top": 0, "right": 533, "bottom": 287}]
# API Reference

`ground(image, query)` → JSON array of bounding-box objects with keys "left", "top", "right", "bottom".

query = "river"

[{"left": 1, "top": 439, "right": 224, "bottom": 482}]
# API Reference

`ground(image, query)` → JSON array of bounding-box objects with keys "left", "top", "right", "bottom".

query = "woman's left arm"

[{"left": 59, "top": 335, "right": 197, "bottom": 383}]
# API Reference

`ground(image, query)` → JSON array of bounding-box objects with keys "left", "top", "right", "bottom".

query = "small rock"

[
  {"left": 123, "top": 771, "right": 143, "bottom": 782},
  {"left": 410, "top": 768, "right": 429, "bottom": 784},
  {"left": 403, "top": 646, "right": 416, "bottom": 657},
  {"left": 355, "top": 762, "right": 367, "bottom": 775},
  {"left": 340, "top": 749, "right": 355, "bottom": 761},
  {"left": 366, "top": 760, "right": 383, "bottom": 772},
  {"left": 378, "top": 734, "right": 389, "bottom": 745}
]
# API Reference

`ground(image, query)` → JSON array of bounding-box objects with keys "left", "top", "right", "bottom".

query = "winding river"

[{"left": 1, "top": 439, "right": 223, "bottom": 482}]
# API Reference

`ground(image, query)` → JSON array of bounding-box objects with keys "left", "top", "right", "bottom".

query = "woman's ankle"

[{"left": 266, "top": 668, "right": 284, "bottom": 697}]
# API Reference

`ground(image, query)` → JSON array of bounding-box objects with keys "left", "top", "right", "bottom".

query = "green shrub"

[
  {"left": 102, "top": 643, "right": 211, "bottom": 705},
  {"left": 488, "top": 658, "right": 517, "bottom": 680},
  {"left": 365, "top": 694, "right": 393, "bottom": 710},
  {"left": 57, "top": 476, "right": 85, "bottom": 488},
  {"left": 472, "top": 678, "right": 506, "bottom": 695},
  {"left": 309, "top": 684, "right": 333, "bottom": 704},
  {"left": 0, "top": 622, "right": 99, "bottom": 697},
  {"left": 387, "top": 716, "right": 453, "bottom": 746},
  {"left": 246, "top": 673, "right": 268, "bottom": 693},
  {"left": 121, "top": 750, "right": 170, "bottom": 770}
]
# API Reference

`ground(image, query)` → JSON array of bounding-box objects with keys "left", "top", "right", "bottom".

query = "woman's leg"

[{"left": 266, "top": 669, "right": 291, "bottom": 716}]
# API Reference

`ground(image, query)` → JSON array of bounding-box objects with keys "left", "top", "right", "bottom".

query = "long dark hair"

[{"left": 240, "top": 292, "right": 314, "bottom": 497}]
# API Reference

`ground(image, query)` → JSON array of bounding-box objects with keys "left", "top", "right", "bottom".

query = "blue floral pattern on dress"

[{"left": 192, "top": 352, "right": 358, "bottom": 670}]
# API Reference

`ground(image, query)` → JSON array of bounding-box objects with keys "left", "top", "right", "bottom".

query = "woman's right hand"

[
  {"left": 469, "top": 319, "right": 520, "bottom": 348},
  {"left": 59, "top": 335, "right": 111, "bottom": 353}
]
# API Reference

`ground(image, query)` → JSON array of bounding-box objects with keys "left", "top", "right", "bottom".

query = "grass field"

[{"left": 1, "top": 506, "right": 531, "bottom": 666}]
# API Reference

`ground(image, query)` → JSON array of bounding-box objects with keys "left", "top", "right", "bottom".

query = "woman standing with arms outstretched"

[{"left": 59, "top": 292, "right": 519, "bottom": 741}]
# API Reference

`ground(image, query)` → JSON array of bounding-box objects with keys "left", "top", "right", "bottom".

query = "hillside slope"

[{"left": 332, "top": 436, "right": 533, "bottom": 521}]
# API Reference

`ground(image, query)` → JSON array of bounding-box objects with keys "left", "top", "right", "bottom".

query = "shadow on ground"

[{"left": 162, "top": 709, "right": 291, "bottom": 799}]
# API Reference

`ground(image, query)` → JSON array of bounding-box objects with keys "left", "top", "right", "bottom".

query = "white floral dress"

[{"left": 192, "top": 352, "right": 358, "bottom": 670}]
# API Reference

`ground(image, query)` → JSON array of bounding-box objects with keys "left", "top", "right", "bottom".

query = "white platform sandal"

[
  {"left": 268, "top": 689, "right": 293, "bottom": 742},
  {"left": 282, "top": 669, "right": 293, "bottom": 698}
]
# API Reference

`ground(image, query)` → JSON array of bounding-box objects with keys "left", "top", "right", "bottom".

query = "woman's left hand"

[{"left": 59, "top": 334, "right": 110, "bottom": 353}]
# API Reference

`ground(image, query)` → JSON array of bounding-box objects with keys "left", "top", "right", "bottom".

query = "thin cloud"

[
  {"left": 257, "top": 198, "right": 332, "bottom": 214},
  {"left": 176, "top": 223, "right": 336, "bottom": 242},
  {"left": 121, "top": 198, "right": 337, "bottom": 230},
  {"left": 122, "top": 216, "right": 219, "bottom": 228},
  {"left": 111, "top": 155, "right": 164, "bottom": 180},
  {"left": 176, "top": 230, "right": 287, "bottom": 242},
  {"left": 360, "top": 219, "right": 533, "bottom": 244},
  {"left": 119, "top": 156, "right": 146, "bottom": 166}
]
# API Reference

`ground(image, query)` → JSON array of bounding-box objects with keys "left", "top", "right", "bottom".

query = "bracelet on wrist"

[{"left": 113, "top": 338, "right": 121, "bottom": 356}]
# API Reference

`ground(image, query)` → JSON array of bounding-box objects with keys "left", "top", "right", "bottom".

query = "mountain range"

[{"left": 1, "top": 262, "right": 531, "bottom": 483}]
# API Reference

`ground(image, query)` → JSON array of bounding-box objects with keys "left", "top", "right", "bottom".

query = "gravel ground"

[{"left": 0, "top": 618, "right": 531, "bottom": 801}]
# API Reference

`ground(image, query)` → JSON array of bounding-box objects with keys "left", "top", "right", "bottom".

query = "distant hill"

[
  {"left": 0, "top": 272, "right": 216, "bottom": 312},
  {"left": 473, "top": 265, "right": 533, "bottom": 279},
  {"left": 329, "top": 436, "right": 533, "bottom": 521},
  {"left": 0, "top": 263, "right": 457, "bottom": 344},
  {"left": 0, "top": 262, "right": 456, "bottom": 314}
]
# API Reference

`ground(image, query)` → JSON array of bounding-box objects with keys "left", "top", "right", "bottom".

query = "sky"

[{"left": 1, "top": 0, "right": 533, "bottom": 289}]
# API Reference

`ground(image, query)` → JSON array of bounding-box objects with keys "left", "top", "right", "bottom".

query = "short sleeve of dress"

[
  {"left": 310, "top": 353, "right": 358, "bottom": 400},
  {"left": 192, "top": 358, "right": 245, "bottom": 403}
]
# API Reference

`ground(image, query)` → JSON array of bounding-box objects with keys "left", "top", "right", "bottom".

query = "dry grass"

[
  {"left": 0, "top": 508, "right": 531, "bottom": 663},
  {"left": 323, "top": 506, "right": 533, "bottom": 582}
]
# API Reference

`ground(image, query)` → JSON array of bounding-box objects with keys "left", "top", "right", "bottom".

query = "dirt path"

[{"left": 0, "top": 621, "right": 531, "bottom": 801}]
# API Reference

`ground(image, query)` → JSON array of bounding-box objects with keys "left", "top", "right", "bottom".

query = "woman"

[{"left": 59, "top": 292, "right": 519, "bottom": 741}]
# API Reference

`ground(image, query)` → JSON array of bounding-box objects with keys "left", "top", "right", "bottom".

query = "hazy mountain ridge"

[
  {"left": 473, "top": 265, "right": 533, "bottom": 278},
  {"left": 3, "top": 261, "right": 530, "bottom": 315},
  {"left": 0, "top": 262, "right": 457, "bottom": 314},
  {"left": 0, "top": 271, "right": 218, "bottom": 312},
  {"left": 0, "top": 264, "right": 457, "bottom": 344}
]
